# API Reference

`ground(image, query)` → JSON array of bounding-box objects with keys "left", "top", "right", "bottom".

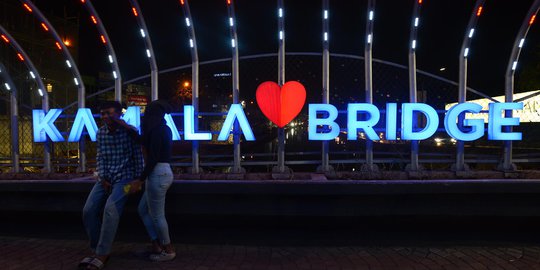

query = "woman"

[{"left": 130, "top": 100, "right": 176, "bottom": 261}]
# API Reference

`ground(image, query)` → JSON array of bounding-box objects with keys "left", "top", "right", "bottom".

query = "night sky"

[{"left": 35, "top": 0, "right": 540, "bottom": 97}]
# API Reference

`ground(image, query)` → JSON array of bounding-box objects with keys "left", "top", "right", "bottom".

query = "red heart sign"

[{"left": 256, "top": 81, "right": 306, "bottom": 128}]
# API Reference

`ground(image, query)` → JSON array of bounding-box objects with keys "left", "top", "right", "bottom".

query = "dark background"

[{"left": 32, "top": 0, "right": 540, "bottom": 97}]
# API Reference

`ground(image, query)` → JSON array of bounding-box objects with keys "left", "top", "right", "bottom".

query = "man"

[{"left": 79, "top": 101, "right": 143, "bottom": 270}]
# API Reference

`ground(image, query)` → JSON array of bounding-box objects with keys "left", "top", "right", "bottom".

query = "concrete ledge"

[
  {"left": 2, "top": 170, "right": 540, "bottom": 181},
  {"left": 1, "top": 179, "right": 540, "bottom": 217},
  {"left": 2, "top": 178, "right": 540, "bottom": 194}
]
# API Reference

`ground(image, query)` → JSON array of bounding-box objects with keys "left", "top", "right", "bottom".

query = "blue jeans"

[
  {"left": 138, "top": 163, "right": 174, "bottom": 245},
  {"left": 82, "top": 179, "right": 130, "bottom": 256}
]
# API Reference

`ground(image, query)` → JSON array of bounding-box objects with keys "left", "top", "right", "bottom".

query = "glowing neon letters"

[
  {"left": 309, "top": 102, "right": 523, "bottom": 141},
  {"left": 32, "top": 104, "right": 255, "bottom": 142},
  {"left": 33, "top": 109, "right": 63, "bottom": 142},
  {"left": 32, "top": 102, "right": 522, "bottom": 143},
  {"left": 68, "top": 108, "right": 98, "bottom": 142}
]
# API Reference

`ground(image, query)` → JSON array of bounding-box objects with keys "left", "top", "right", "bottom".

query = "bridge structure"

[{"left": 0, "top": 0, "right": 539, "bottom": 175}]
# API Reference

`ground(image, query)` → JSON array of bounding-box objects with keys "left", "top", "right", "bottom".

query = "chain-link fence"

[{"left": 0, "top": 53, "right": 538, "bottom": 173}]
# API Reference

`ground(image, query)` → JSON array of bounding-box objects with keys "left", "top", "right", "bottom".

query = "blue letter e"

[{"left": 488, "top": 102, "right": 523, "bottom": 141}]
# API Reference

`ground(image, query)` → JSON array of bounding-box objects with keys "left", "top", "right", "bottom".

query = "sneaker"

[
  {"left": 149, "top": 250, "right": 176, "bottom": 262},
  {"left": 133, "top": 246, "right": 162, "bottom": 258}
]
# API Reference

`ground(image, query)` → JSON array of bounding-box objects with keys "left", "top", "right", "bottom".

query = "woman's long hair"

[{"left": 141, "top": 100, "right": 172, "bottom": 145}]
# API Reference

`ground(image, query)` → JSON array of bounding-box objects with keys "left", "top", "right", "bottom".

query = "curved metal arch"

[
  {"left": 0, "top": 26, "right": 47, "bottom": 100},
  {"left": 21, "top": 0, "right": 86, "bottom": 108},
  {"left": 502, "top": 0, "right": 540, "bottom": 171},
  {"left": 0, "top": 24, "right": 51, "bottom": 172},
  {"left": 24, "top": 0, "right": 92, "bottom": 171},
  {"left": 365, "top": 1, "right": 375, "bottom": 104},
  {"left": 0, "top": 62, "right": 20, "bottom": 173},
  {"left": 226, "top": 0, "right": 243, "bottom": 173},
  {"left": 326, "top": 52, "right": 492, "bottom": 101},
  {"left": 505, "top": 0, "right": 540, "bottom": 96},
  {"left": 322, "top": 0, "right": 329, "bottom": 102},
  {"left": 275, "top": 0, "right": 288, "bottom": 173},
  {"left": 66, "top": 52, "right": 494, "bottom": 110},
  {"left": 0, "top": 63, "right": 16, "bottom": 92},
  {"left": 128, "top": 0, "right": 158, "bottom": 101},
  {"left": 459, "top": 0, "right": 485, "bottom": 102},
  {"left": 319, "top": 0, "right": 332, "bottom": 172},
  {"left": 25, "top": 0, "right": 91, "bottom": 172},
  {"left": 178, "top": 0, "right": 201, "bottom": 173},
  {"left": 79, "top": 0, "right": 122, "bottom": 101},
  {"left": 364, "top": 0, "right": 376, "bottom": 170},
  {"left": 227, "top": 0, "right": 239, "bottom": 105},
  {"left": 277, "top": 0, "right": 285, "bottom": 86},
  {"left": 456, "top": 0, "right": 486, "bottom": 171},
  {"left": 407, "top": 0, "right": 424, "bottom": 171}
]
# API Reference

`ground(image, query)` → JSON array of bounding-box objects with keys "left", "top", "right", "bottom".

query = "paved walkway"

[{"left": 2, "top": 236, "right": 540, "bottom": 270}]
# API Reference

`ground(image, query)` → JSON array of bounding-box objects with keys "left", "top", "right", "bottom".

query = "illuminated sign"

[
  {"left": 308, "top": 102, "right": 522, "bottom": 142},
  {"left": 32, "top": 101, "right": 523, "bottom": 143},
  {"left": 256, "top": 81, "right": 306, "bottom": 128},
  {"left": 33, "top": 104, "right": 255, "bottom": 142},
  {"left": 33, "top": 109, "right": 63, "bottom": 142},
  {"left": 31, "top": 79, "right": 524, "bottom": 143}
]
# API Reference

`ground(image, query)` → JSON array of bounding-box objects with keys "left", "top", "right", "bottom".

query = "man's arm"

[{"left": 114, "top": 118, "right": 141, "bottom": 143}]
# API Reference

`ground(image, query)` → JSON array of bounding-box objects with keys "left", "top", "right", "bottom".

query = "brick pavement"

[{"left": 1, "top": 236, "right": 540, "bottom": 270}]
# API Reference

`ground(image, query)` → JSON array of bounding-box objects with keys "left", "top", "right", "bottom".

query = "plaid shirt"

[{"left": 96, "top": 125, "right": 144, "bottom": 183}]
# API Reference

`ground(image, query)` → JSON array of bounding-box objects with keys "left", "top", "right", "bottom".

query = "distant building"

[{"left": 445, "top": 90, "right": 540, "bottom": 123}]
